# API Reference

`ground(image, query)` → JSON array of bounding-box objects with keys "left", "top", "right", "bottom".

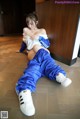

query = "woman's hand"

[
  {"left": 23, "top": 27, "right": 33, "bottom": 37},
  {"left": 30, "top": 34, "right": 39, "bottom": 40}
]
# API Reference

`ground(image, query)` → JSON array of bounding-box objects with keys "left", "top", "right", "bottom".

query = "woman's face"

[{"left": 26, "top": 18, "right": 37, "bottom": 30}]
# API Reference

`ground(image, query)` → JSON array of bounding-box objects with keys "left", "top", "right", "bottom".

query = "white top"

[{"left": 23, "top": 34, "right": 48, "bottom": 50}]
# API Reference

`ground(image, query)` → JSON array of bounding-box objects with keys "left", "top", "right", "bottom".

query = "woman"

[{"left": 16, "top": 13, "right": 72, "bottom": 116}]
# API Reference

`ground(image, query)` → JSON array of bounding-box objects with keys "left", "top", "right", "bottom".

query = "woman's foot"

[
  {"left": 56, "top": 73, "right": 72, "bottom": 87},
  {"left": 19, "top": 90, "right": 35, "bottom": 116}
]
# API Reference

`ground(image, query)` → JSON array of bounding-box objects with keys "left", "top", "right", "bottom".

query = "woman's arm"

[
  {"left": 23, "top": 28, "right": 34, "bottom": 39},
  {"left": 23, "top": 28, "right": 47, "bottom": 40},
  {"left": 19, "top": 41, "right": 27, "bottom": 52}
]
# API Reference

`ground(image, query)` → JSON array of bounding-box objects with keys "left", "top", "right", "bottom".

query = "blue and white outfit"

[
  {"left": 16, "top": 34, "right": 66, "bottom": 95},
  {"left": 19, "top": 34, "right": 50, "bottom": 52}
]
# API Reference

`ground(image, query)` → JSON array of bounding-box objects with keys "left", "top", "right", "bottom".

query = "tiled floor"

[{"left": 0, "top": 36, "right": 80, "bottom": 119}]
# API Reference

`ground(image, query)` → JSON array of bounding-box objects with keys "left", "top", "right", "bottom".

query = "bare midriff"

[{"left": 27, "top": 44, "right": 49, "bottom": 60}]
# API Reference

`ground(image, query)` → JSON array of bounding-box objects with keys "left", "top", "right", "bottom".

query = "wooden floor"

[{"left": 0, "top": 36, "right": 80, "bottom": 119}]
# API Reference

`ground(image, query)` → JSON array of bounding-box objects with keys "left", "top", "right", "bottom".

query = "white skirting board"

[{"left": 72, "top": 16, "right": 80, "bottom": 59}]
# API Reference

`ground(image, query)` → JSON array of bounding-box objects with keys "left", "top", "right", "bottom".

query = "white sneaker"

[
  {"left": 61, "top": 78, "right": 72, "bottom": 87},
  {"left": 19, "top": 90, "right": 35, "bottom": 116},
  {"left": 56, "top": 73, "right": 72, "bottom": 87}
]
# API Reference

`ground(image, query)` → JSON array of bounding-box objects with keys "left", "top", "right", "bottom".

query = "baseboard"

[
  {"left": 70, "top": 58, "right": 77, "bottom": 65},
  {"left": 50, "top": 53, "right": 77, "bottom": 66}
]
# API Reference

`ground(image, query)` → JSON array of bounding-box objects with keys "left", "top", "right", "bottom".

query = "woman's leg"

[
  {"left": 44, "top": 56, "right": 66, "bottom": 80},
  {"left": 15, "top": 53, "right": 43, "bottom": 116},
  {"left": 16, "top": 63, "right": 42, "bottom": 94},
  {"left": 39, "top": 49, "right": 72, "bottom": 87}
]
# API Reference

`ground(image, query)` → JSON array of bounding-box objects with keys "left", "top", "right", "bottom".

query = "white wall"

[{"left": 72, "top": 16, "right": 80, "bottom": 59}]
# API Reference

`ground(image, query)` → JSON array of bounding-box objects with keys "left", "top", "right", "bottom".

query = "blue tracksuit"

[{"left": 16, "top": 49, "right": 66, "bottom": 95}]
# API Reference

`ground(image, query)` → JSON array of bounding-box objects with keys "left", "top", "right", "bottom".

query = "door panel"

[
  {"left": 0, "top": 0, "right": 16, "bottom": 35},
  {"left": 0, "top": 3, "right": 4, "bottom": 35},
  {"left": 0, "top": 0, "right": 35, "bottom": 35}
]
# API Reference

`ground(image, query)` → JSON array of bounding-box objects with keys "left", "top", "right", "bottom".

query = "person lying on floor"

[{"left": 16, "top": 12, "right": 72, "bottom": 117}]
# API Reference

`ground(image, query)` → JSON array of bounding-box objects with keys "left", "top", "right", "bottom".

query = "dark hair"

[{"left": 26, "top": 12, "right": 38, "bottom": 25}]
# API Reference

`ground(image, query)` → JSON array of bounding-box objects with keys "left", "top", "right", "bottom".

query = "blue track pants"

[{"left": 16, "top": 49, "right": 66, "bottom": 94}]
